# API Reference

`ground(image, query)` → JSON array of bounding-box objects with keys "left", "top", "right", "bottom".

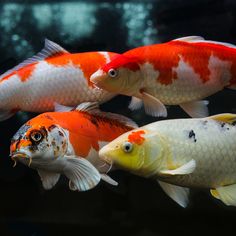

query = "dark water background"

[{"left": 0, "top": 0, "right": 236, "bottom": 235}]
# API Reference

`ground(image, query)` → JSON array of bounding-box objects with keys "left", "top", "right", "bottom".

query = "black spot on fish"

[
  {"left": 48, "top": 125, "right": 57, "bottom": 131},
  {"left": 58, "top": 131, "right": 64, "bottom": 137},
  {"left": 221, "top": 123, "right": 225, "bottom": 128},
  {"left": 90, "top": 117, "right": 99, "bottom": 127},
  {"left": 232, "top": 121, "right": 236, "bottom": 126},
  {"left": 189, "top": 130, "right": 197, "bottom": 142}
]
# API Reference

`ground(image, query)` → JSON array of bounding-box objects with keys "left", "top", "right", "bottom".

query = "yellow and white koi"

[{"left": 99, "top": 114, "right": 236, "bottom": 207}]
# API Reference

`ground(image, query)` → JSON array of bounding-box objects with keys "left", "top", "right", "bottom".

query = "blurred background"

[{"left": 0, "top": 0, "right": 236, "bottom": 235}]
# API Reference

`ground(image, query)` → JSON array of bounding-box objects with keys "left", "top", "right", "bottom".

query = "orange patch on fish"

[
  {"left": 17, "top": 63, "right": 37, "bottom": 82},
  {"left": 128, "top": 130, "right": 145, "bottom": 145},
  {"left": 26, "top": 109, "right": 133, "bottom": 158},
  {"left": 124, "top": 40, "right": 236, "bottom": 85},
  {"left": 45, "top": 52, "right": 117, "bottom": 87}
]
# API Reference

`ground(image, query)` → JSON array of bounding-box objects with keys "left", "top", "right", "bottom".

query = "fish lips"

[
  {"left": 90, "top": 70, "right": 106, "bottom": 88},
  {"left": 11, "top": 152, "right": 32, "bottom": 166}
]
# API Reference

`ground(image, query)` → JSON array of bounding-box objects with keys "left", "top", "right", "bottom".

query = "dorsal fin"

[
  {"left": 0, "top": 39, "right": 69, "bottom": 81},
  {"left": 76, "top": 102, "right": 138, "bottom": 129},
  {"left": 209, "top": 113, "right": 236, "bottom": 125},
  {"left": 173, "top": 36, "right": 205, "bottom": 42},
  {"left": 54, "top": 102, "right": 138, "bottom": 129},
  {"left": 173, "top": 36, "right": 236, "bottom": 49}
]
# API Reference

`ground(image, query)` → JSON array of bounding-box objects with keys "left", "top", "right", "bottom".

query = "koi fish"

[
  {"left": 99, "top": 114, "right": 236, "bottom": 207},
  {"left": 10, "top": 102, "right": 137, "bottom": 191},
  {"left": 0, "top": 39, "right": 118, "bottom": 121},
  {"left": 91, "top": 36, "right": 236, "bottom": 118}
]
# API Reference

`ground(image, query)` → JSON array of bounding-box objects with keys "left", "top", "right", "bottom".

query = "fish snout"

[
  {"left": 99, "top": 147, "right": 113, "bottom": 165},
  {"left": 10, "top": 152, "right": 32, "bottom": 167},
  {"left": 90, "top": 69, "right": 106, "bottom": 87}
]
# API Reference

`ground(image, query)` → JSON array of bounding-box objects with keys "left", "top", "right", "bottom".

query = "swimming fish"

[
  {"left": 99, "top": 114, "right": 236, "bottom": 207},
  {"left": 91, "top": 36, "right": 236, "bottom": 118},
  {"left": 10, "top": 102, "right": 137, "bottom": 191},
  {"left": 0, "top": 39, "right": 117, "bottom": 121}
]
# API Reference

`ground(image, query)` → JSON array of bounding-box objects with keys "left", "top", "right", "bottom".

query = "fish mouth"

[
  {"left": 11, "top": 152, "right": 33, "bottom": 167},
  {"left": 90, "top": 70, "right": 106, "bottom": 88}
]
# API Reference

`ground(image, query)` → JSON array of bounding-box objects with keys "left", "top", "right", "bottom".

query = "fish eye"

[
  {"left": 30, "top": 131, "right": 43, "bottom": 142},
  {"left": 108, "top": 68, "right": 118, "bottom": 78},
  {"left": 122, "top": 142, "right": 133, "bottom": 153}
]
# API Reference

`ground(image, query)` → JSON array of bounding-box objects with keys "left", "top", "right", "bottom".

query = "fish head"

[
  {"left": 99, "top": 129, "right": 164, "bottom": 175},
  {"left": 90, "top": 54, "right": 142, "bottom": 96},
  {"left": 10, "top": 115, "right": 68, "bottom": 168}
]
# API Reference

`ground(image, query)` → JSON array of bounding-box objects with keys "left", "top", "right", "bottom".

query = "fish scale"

[
  {"left": 0, "top": 39, "right": 117, "bottom": 120},
  {"left": 90, "top": 36, "right": 236, "bottom": 118},
  {"left": 99, "top": 114, "right": 236, "bottom": 207},
  {"left": 146, "top": 118, "right": 236, "bottom": 188}
]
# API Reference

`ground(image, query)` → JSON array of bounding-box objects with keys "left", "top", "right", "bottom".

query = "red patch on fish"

[
  {"left": 102, "top": 54, "right": 140, "bottom": 72},
  {"left": 17, "top": 63, "right": 37, "bottom": 82},
  {"left": 121, "top": 40, "right": 236, "bottom": 85},
  {"left": 128, "top": 130, "right": 145, "bottom": 145},
  {"left": 0, "top": 63, "right": 37, "bottom": 83}
]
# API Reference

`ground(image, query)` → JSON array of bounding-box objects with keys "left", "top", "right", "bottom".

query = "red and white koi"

[
  {"left": 0, "top": 39, "right": 118, "bottom": 121},
  {"left": 10, "top": 102, "right": 137, "bottom": 191},
  {"left": 91, "top": 36, "right": 236, "bottom": 118}
]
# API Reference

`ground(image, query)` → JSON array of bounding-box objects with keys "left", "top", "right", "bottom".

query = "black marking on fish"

[
  {"left": 90, "top": 117, "right": 99, "bottom": 128},
  {"left": 12, "top": 124, "right": 31, "bottom": 142},
  {"left": 58, "top": 131, "right": 64, "bottom": 137},
  {"left": 232, "top": 121, "right": 236, "bottom": 126},
  {"left": 189, "top": 130, "right": 197, "bottom": 142},
  {"left": 221, "top": 123, "right": 225, "bottom": 128},
  {"left": 44, "top": 115, "right": 53, "bottom": 120},
  {"left": 48, "top": 124, "right": 57, "bottom": 131}
]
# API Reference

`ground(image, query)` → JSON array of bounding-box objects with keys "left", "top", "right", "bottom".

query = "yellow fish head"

[{"left": 99, "top": 129, "right": 164, "bottom": 175}]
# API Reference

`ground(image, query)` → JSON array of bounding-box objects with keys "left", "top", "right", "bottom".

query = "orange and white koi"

[
  {"left": 10, "top": 102, "right": 137, "bottom": 191},
  {"left": 0, "top": 39, "right": 118, "bottom": 121},
  {"left": 91, "top": 36, "right": 236, "bottom": 118}
]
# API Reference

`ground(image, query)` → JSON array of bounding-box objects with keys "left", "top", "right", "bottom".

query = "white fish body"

[{"left": 0, "top": 39, "right": 117, "bottom": 120}]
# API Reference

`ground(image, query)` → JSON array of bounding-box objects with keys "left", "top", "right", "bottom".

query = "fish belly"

[
  {"left": 142, "top": 55, "right": 231, "bottom": 105},
  {"left": 146, "top": 118, "right": 236, "bottom": 188},
  {"left": 0, "top": 61, "right": 114, "bottom": 112}
]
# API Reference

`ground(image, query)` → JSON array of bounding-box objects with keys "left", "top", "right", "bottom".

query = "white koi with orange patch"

[
  {"left": 99, "top": 114, "right": 236, "bottom": 207},
  {"left": 0, "top": 39, "right": 117, "bottom": 120}
]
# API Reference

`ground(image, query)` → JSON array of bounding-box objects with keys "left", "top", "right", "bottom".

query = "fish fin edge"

[
  {"left": 158, "top": 180, "right": 190, "bottom": 208},
  {"left": 160, "top": 159, "right": 196, "bottom": 176},
  {"left": 37, "top": 169, "right": 60, "bottom": 190},
  {"left": 210, "top": 184, "right": 236, "bottom": 206}
]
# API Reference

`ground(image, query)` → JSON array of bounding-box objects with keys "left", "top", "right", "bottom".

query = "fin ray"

[
  {"left": 141, "top": 92, "right": 167, "bottom": 117},
  {"left": 160, "top": 159, "right": 196, "bottom": 176},
  {"left": 210, "top": 184, "right": 236, "bottom": 206},
  {"left": 0, "top": 39, "right": 69, "bottom": 80},
  {"left": 180, "top": 100, "right": 209, "bottom": 118},
  {"left": 158, "top": 180, "right": 190, "bottom": 207},
  {"left": 37, "top": 169, "right": 60, "bottom": 190},
  {"left": 64, "top": 156, "right": 101, "bottom": 191}
]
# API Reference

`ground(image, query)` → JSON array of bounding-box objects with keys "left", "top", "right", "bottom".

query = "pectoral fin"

[
  {"left": 140, "top": 91, "right": 167, "bottom": 117},
  {"left": 0, "top": 109, "right": 15, "bottom": 121},
  {"left": 128, "top": 96, "right": 143, "bottom": 110},
  {"left": 63, "top": 156, "right": 101, "bottom": 191},
  {"left": 101, "top": 174, "right": 118, "bottom": 186},
  {"left": 37, "top": 169, "right": 60, "bottom": 190},
  {"left": 158, "top": 180, "right": 190, "bottom": 208},
  {"left": 210, "top": 184, "right": 236, "bottom": 206},
  {"left": 180, "top": 100, "right": 209, "bottom": 118},
  {"left": 160, "top": 159, "right": 196, "bottom": 176}
]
